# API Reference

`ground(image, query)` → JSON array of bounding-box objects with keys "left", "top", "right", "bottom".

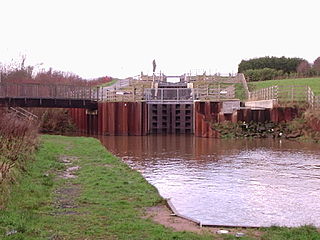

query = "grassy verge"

[
  {"left": 0, "top": 112, "right": 39, "bottom": 206},
  {"left": 248, "top": 77, "right": 320, "bottom": 94},
  {"left": 1, "top": 135, "right": 319, "bottom": 239},
  {"left": 99, "top": 78, "right": 118, "bottom": 87}
]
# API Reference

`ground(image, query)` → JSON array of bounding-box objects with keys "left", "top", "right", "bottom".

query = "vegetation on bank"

[
  {"left": 0, "top": 135, "right": 214, "bottom": 240},
  {"left": 248, "top": 77, "right": 320, "bottom": 94},
  {"left": 1, "top": 135, "right": 320, "bottom": 239},
  {"left": 0, "top": 112, "right": 39, "bottom": 206},
  {"left": 31, "top": 108, "right": 76, "bottom": 134},
  {"left": 238, "top": 56, "right": 304, "bottom": 74},
  {"left": 212, "top": 109, "right": 320, "bottom": 142},
  {"left": 239, "top": 56, "right": 320, "bottom": 81},
  {"left": 99, "top": 78, "right": 119, "bottom": 87}
]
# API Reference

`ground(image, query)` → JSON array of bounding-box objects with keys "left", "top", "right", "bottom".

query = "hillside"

[{"left": 248, "top": 78, "right": 320, "bottom": 95}]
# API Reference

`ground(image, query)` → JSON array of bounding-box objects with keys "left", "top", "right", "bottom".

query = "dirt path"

[
  {"left": 146, "top": 204, "right": 263, "bottom": 239},
  {"left": 54, "top": 155, "right": 81, "bottom": 216}
]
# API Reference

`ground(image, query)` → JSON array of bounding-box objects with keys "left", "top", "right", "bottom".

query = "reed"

[{"left": 0, "top": 112, "right": 39, "bottom": 206}]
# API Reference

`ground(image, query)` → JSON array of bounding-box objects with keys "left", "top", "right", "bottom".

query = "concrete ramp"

[{"left": 245, "top": 99, "right": 277, "bottom": 109}]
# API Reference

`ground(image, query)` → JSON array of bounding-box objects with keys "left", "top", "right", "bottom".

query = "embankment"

[
  {"left": 0, "top": 135, "right": 214, "bottom": 239},
  {"left": 0, "top": 112, "right": 38, "bottom": 206},
  {"left": 1, "top": 135, "right": 320, "bottom": 239}
]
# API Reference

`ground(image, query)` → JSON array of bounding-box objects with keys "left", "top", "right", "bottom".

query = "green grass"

[
  {"left": 248, "top": 77, "right": 320, "bottom": 94},
  {"left": 0, "top": 135, "right": 214, "bottom": 239},
  {"left": 1, "top": 135, "right": 319, "bottom": 239},
  {"left": 99, "top": 78, "right": 118, "bottom": 87},
  {"left": 261, "top": 226, "right": 320, "bottom": 240},
  {"left": 234, "top": 83, "right": 247, "bottom": 100}
]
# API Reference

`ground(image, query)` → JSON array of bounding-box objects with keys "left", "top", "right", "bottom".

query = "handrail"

[{"left": 0, "top": 83, "right": 102, "bottom": 101}]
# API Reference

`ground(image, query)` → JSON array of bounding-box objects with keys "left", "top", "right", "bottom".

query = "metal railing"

[
  {"left": 195, "top": 85, "right": 235, "bottom": 100},
  {"left": 0, "top": 83, "right": 102, "bottom": 101},
  {"left": 9, "top": 107, "right": 38, "bottom": 120},
  {"left": 0, "top": 82, "right": 238, "bottom": 103},
  {"left": 187, "top": 73, "right": 244, "bottom": 83},
  {"left": 144, "top": 88, "right": 195, "bottom": 102},
  {"left": 144, "top": 85, "right": 236, "bottom": 102}
]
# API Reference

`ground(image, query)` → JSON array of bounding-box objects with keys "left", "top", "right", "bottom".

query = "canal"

[{"left": 98, "top": 135, "right": 320, "bottom": 227}]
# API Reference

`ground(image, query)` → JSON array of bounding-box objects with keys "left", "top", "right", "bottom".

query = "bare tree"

[
  {"left": 296, "top": 60, "right": 311, "bottom": 76},
  {"left": 313, "top": 57, "right": 320, "bottom": 72}
]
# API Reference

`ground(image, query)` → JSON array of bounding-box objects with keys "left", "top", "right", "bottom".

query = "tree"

[
  {"left": 296, "top": 60, "right": 311, "bottom": 76},
  {"left": 313, "top": 57, "right": 320, "bottom": 72},
  {"left": 238, "top": 56, "right": 304, "bottom": 73}
]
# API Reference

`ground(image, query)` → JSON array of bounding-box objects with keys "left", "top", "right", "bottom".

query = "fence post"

[
  {"left": 161, "top": 89, "right": 163, "bottom": 102},
  {"left": 133, "top": 87, "right": 135, "bottom": 101}
]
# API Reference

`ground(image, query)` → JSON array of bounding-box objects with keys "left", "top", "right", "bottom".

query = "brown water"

[{"left": 98, "top": 135, "right": 320, "bottom": 227}]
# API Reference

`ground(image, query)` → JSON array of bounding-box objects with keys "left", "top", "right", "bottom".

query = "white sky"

[{"left": 0, "top": 0, "right": 319, "bottom": 79}]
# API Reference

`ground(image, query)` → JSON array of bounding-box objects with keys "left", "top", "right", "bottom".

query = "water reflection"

[{"left": 98, "top": 135, "right": 320, "bottom": 227}]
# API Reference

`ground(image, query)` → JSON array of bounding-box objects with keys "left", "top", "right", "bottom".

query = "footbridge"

[
  {"left": 0, "top": 83, "right": 101, "bottom": 109},
  {"left": 2, "top": 73, "right": 291, "bottom": 137}
]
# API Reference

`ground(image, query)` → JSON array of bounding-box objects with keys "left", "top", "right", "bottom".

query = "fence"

[
  {"left": 314, "top": 96, "right": 320, "bottom": 110},
  {"left": 0, "top": 83, "right": 102, "bottom": 101},
  {"left": 188, "top": 73, "right": 243, "bottom": 84},
  {"left": 195, "top": 85, "right": 235, "bottom": 100},
  {"left": 0, "top": 82, "right": 237, "bottom": 103},
  {"left": 144, "top": 88, "right": 194, "bottom": 102},
  {"left": 249, "top": 85, "right": 320, "bottom": 109}
]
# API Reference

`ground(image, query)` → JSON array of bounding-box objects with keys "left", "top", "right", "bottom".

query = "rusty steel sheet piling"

[
  {"left": 194, "top": 101, "right": 302, "bottom": 138},
  {"left": 70, "top": 100, "right": 302, "bottom": 137},
  {"left": 70, "top": 102, "right": 148, "bottom": 135},
  {"left": 194, "top": 102, "right": 220, "bottom": 138},
  {"left": 97, "top": 102, "right": 147, "bottom": 136}
]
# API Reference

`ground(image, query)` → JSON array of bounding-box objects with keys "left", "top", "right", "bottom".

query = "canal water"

[{"left": 98, "top": 135, "right": 320, "bottom": 227}]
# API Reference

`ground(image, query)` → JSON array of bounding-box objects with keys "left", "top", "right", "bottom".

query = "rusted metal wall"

[
  {"left": 194, "top": 102, "right": 221, "bottom": 138},
  {"left": 97, "top": 102, "right": 148, "bottom": 136},
  {"left": 70, "top": 102, "right": 147, "bottom": 135},
  {"left": 69, "top": 108, "right": 88, "bottom": 134},
  {"left": 194, "top": 101, "right": 301, "bottom": 138}
]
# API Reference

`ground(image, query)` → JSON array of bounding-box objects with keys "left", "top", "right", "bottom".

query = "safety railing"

[{"left": 0, "top": 83, "right": 102, "bottom": 101}]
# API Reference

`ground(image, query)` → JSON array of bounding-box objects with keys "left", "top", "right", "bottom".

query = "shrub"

[
  {"left": 244, "top": 68, "right": 284, "bottom": 81},
  {"left": 238, "top": 56, "right": 304, "bottom": 73},
  {"left": 0, "top": 112, "right": 39, "bottom": 205}
]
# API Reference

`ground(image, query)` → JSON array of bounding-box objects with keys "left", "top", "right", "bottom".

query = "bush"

[
  {"left": 244, "top": 68, "right": 284, "bottom": 81},
  {"left": 238, "top": 56, "right": 304, "bottom": 73},
  {"left": 0, "top": 112, "right": 39, "bottom": 205},
  {"left": 37, "top": 108, "right": 76, "bottom": 133}
]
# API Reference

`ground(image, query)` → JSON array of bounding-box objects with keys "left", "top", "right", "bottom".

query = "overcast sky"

[{"left": 0, "top": 0, "right": 319, "bottom": 79}]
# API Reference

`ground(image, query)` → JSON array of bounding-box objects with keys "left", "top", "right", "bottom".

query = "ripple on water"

[{"left": 99, "top": 136, "right": 320, "bottom": 227}]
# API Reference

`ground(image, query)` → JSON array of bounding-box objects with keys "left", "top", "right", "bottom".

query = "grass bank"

[
  {"left": 1, "top": 135, "right": 319, "bottom": 239},
  {"left": 99, "top": 78, "right": 118, "bottom": 87},
  {"left": 0, "top": 135, "right": 214, "bottom": 239},
  {"left": 248, "top": 77, "right": 320, "bottom": 94},
  {"left": 0, "top": 112, "right": 39, "bottom": 206}
]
